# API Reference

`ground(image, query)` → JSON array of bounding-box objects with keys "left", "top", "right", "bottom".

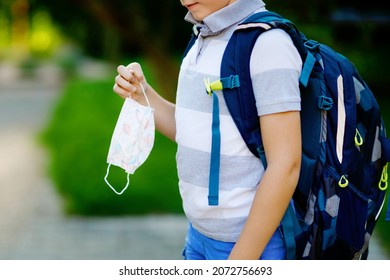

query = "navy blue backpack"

[{"left": 184, "top": 11, "right": 390, "bottom": 259}]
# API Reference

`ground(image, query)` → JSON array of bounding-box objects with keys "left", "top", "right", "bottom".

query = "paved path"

[{"left": 0, "top": 65, "right": 388, "bottom": 260}]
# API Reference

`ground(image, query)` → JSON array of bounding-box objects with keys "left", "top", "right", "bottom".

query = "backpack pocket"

[{"left": 304, "top": 163, "right": 369, "bottom": 259}]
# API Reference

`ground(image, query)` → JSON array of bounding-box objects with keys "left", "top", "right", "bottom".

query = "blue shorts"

[{"left": 182, "top": 223, "right": 286, "bottom": 260}]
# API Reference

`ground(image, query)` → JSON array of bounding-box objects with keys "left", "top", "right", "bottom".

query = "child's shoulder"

[
  {"left": 250, "top": 28, "right": 301, "bottom": 69},
  {"left": 256, "top": 28, "right": 295, "bottom": 49}
]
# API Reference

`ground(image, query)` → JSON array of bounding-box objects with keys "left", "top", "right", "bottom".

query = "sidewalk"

[{"left": 0, "top": 63, "right": 388, "bottom": 260}]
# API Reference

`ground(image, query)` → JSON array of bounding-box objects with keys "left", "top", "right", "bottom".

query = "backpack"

[{"left": 183, "top": 11, "right": 390, "bottom": 259}]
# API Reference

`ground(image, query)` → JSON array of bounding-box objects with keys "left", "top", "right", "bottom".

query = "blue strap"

[
  {"left": 208, "top": 91, "right": 221, "bottom": 206},
  {"left": 386, "top": 198, "right": 390, "bottom": 221},
  {"left": 257, "top": 146, "right": 267, "bottom": 169},
  {"left": 299, "top": 51, "right": 316, "bottom": 87},
  {"left": 205, "top": 77, "right": 238, "bottom": 206},
  {"left": 281, "top": 201, "right": 302, "bottom": 259},
  {"left": 220, "top": 75, "right": 240, "bottom": 89},
  {"left": 317, "top": 95, "right": 333, "bottom": 110}
]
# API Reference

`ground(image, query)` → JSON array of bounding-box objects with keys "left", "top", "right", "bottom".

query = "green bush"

[{"left": 40, "top": 77, "right": 183, "bottom": 216}]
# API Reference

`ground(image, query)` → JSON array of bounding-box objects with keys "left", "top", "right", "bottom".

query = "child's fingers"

[
  {"left": 113, "top": 83, "right": 133, "bottom": 99},
  {"left": 114, "top": 74, "right": 136, "bottom": 92},
  {"left": 117, "top": 65, "right": 134, "bottom": 82},
  {"left": 114, "top": 63, "right": 145, "bottom": 100}
]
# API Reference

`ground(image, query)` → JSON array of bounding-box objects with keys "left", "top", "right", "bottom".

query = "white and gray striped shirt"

[{"left": 175, "top": 0, "right": 302, "bottom": 242}]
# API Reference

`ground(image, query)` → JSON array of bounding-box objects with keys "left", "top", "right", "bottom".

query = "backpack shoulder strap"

[
  {"left": 182, "top": 25, "right": 200, "bottom": 60},
  {"left": 220, "top": 11, "right": 314, "bottom": 164},
  {"left": 239, "top": 11, "right": 316, "bottom": 86},
  {"left": 220, "top": 12, "right": 314, "bottom": 259}
]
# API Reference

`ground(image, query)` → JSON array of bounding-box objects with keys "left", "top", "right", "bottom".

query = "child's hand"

[{"left": 113, "top": 62, "right": 148, "bottom": 104}]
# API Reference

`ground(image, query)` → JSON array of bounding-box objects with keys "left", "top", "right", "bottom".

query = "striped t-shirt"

[{"left": 175, "top": 0, "right": 302, "bottom": 242}]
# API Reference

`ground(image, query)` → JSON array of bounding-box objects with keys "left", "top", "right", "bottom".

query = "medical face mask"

[{"left": 104, "top": 84, "right": 155, "bottom": 195}]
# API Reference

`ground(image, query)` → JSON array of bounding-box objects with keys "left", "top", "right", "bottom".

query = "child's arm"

[
  {"left": 114, "top": 62, "right": 177, "bottom": 141},
  {"left": 228, "top": 110, "right": 301, "bottom": 260}
]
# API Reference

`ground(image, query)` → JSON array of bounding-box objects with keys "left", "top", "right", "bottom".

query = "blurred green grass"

[{"left": 40, "top": 73, "right": 183, "bottom": 216}]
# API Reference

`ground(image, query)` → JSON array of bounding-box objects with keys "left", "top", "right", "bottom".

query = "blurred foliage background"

[
  {"left": 2, "top": 0, "right": 389, "bottom": 99},
  {"left": 0, "top": 0, "right": 389, "bottom": 250}
]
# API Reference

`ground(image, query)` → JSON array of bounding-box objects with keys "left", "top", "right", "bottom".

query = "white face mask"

[{"left": 104, "top": 84, "right": 155, "bottom": 195}]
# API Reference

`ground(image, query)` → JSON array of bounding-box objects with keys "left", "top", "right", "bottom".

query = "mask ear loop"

[
  {"left": 140, "top": 83, "right": 151, "bottom": 108},
  {"left": 104, "top": 164, "right": 130, "bottom": 195}
]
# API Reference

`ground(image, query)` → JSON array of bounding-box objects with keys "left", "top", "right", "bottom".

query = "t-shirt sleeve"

[{"left": 250, "top": 28, "right": 302, "bottom": 116}]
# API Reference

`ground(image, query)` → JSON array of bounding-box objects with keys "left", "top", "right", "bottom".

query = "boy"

[{"left": 113, "top": 0, "right": 302, "bottom": 260}]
